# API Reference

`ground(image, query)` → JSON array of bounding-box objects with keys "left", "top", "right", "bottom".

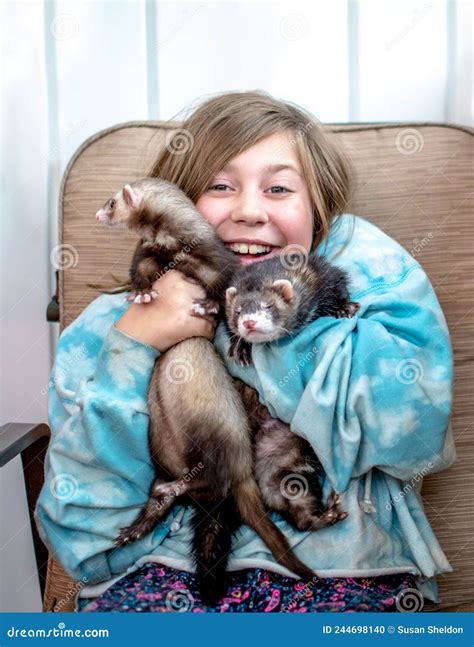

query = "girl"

[{"left": 36, "top": 91, "right": 455, "bottom": 613}]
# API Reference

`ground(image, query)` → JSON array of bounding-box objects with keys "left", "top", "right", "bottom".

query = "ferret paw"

[
  {"left": 190, "top": 298, "right": 220, "bottom": 317},
  {"left": 125, "top": 290, "right": 159, "bottom": 304},
  {"left": 336, "top": 301, "right": 360, "bottom": 319},
  {"left": 114, "top": 522, "right": 149, "bottom": 547},
  {"left": 114, "top": 527, "right": 140, "bottom": 547},
  {"left": 228, "top": 338, "right": 252, "bottom": 366},
  {"left": 323, "top": 491, "right": 349, "bottom": 524}
]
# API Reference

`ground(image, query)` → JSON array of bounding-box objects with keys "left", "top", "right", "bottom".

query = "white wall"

[{"left": 1, "top": 0, "right": 472, "bottom": 612}]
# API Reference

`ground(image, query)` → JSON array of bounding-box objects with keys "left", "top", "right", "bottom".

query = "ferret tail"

[
  {"left": 233, "top": 478, "right": 315, "bottom": 582},
  {"left": 191, "top": 496, "right": 240, "bottom": 606}
]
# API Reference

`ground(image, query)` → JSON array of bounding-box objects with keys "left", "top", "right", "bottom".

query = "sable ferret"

[
  {"left": 95, "top": 178, "right": 315, "bottom": 604},
  {"left": 224, "top": 252, "right": 360, "bottom": 532},
  {"left": 225, "top": 251, "right": 360, "bottom": 367}
]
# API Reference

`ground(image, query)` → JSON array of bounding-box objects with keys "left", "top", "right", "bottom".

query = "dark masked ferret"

[
  {"left": 225, "top": 252, "right": 359, "bottom": 531},
  {"left": 225, "top": 250, "right": 360, "bottom": 367},
  {"left": 95, "top": 178, "right": 315, "bottom": 604}
]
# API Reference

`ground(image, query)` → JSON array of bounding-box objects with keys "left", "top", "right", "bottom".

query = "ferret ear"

[
  {"left": 272, "top": 279, "right": 294, "bottom": 303},
  {"left": 226, "top": 287, "right": 237, "bottom": 302},
  {"left": 122, "top": 184, "right": 139, "bottom": 209}
]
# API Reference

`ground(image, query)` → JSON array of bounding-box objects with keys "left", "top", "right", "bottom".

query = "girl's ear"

[
  {"left": 123, "top": 184, "right": 139, "bottom": 209},
  {"left": 272, "top": 279, "right": 294, "bottom": 303},
  {"left": 226, "top": 287, "right": 237, "bottom": 302}
]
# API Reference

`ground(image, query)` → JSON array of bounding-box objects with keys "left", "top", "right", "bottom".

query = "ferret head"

[
  {"left": 95, "top": 184, "right": 142, "bottom": 230},
  {"left": 225, "top": 279, "right": 295, "bottom": 343}
]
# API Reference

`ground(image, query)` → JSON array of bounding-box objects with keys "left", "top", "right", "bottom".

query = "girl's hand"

[{"left": 115, "top": 270, "right": 218, "bottom": 352}]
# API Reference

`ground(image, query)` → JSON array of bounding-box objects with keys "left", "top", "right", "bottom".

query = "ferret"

[
  {"left": 95, "top": 178, "right": 315, "bottom": 604},
  {"left": 225, "top": 251, "right": 360, "bottom": 366},
  {"left": 224, "top": 253, "right": 360, "bottom": 531}
]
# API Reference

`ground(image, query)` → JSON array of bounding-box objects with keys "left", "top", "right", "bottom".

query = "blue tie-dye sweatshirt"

[{"left": 35, "top": 214, "right": 456, "bottom": 603}]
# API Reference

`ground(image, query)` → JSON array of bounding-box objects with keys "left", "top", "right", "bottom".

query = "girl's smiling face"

[{"left": 195, "top": 131, "right": 314, "bottom": 265}]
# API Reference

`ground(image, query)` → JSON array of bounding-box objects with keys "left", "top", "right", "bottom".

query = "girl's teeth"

[{"left": 227, "top": 243, "right": 271, "bottom": 254}]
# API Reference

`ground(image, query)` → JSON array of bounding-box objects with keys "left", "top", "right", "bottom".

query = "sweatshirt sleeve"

[
  {"left": 216, "top": 263, "right": 456, "bottom": 494},
  {"left": 35, "top": 316, "right": 170, "bottom": 584}
]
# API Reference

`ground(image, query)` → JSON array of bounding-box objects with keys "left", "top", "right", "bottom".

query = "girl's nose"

[{"left": 231, "top": 193, "right": 267, "bottom": 225}]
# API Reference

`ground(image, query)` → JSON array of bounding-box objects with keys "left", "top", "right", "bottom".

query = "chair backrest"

[{"left": 59, "top": 121, "right": 473, "bottom": 609}]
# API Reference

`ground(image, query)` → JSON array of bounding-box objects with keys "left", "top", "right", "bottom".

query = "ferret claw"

[
  {"left": 191, "top": 298, "right": 220, "bottom": 317},
  {"left": 125, "top": 290, "right": 159, "bottom": 304},
  {"left": 114, "top": 525, "right": 143, "bottom": 547},
  {"left": 228, "top": 338, "right": 253, "bottom": 366},
  {"left": 324, "top": 491, "right": 349, "bottom": 525}
]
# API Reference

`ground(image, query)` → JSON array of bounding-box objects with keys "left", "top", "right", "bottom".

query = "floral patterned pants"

[{"left": 78, "top": 563, "right": 419, "bottom": 613}]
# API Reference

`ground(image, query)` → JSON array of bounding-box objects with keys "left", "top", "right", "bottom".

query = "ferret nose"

[
  {"left": 243, "top": 320, "right": 257, "bottom": 331},
  {"left": 95, "top": 210, "right": 102, "bottom": 220}
]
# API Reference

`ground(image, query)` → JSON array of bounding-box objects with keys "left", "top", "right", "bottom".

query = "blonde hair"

[
  {"left": 151, "top": 90, "right": 352, "bottom": 249},
  {"left": 93, "top": 90, "right": 353, "bottom": 294}
]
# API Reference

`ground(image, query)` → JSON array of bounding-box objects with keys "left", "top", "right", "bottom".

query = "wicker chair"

[{"left": 1, "top": 120, "right": 472, "bottom": 612}]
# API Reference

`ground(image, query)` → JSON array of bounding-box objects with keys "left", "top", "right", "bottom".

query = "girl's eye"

[
  {"left": 268, "top": 186, "right": 290, "bottom": 194},
  {"left": 208, "top": 184, "right": 230, "bottom": 191}
]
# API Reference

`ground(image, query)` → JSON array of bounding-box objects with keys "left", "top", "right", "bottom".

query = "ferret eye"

[
  {"left": 262, "top": 304, "right": 272, "bottom": 310},
  {"left": 236, "top": 307, "right": 242, "bottom": 314},
  {"left": 109, "top": 199, "right": 116, "bottom": 209}
]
